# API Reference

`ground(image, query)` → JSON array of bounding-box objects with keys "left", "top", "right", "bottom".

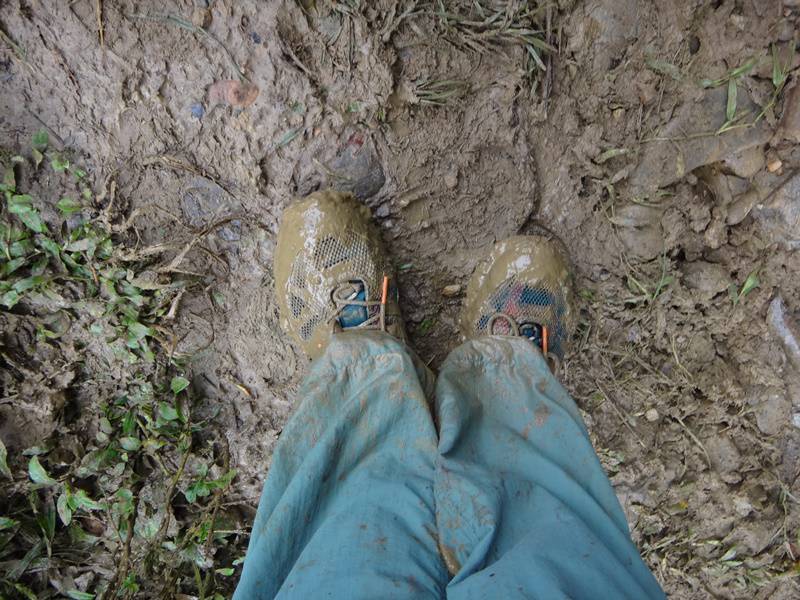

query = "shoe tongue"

[
  {"left": 337, "top": 284, "right": 370, "bottom": 328},
  {"left": 519, "top": 322, "right": 545, "bottom": 351}
]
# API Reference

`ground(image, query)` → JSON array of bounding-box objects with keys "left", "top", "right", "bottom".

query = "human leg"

[
  {"left": 234, "top": 331, "right": 446, "bottom": 600},
  {"left": 235, "top": 191, "right": 446, "bottom": 599},
  {"left": 434, "top": 234, "right": 664, "bottom": 599}
]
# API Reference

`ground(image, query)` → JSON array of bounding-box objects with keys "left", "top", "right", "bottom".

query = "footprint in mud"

[{"left": 181, "top": 177, "right": 242, "bottom": 243}]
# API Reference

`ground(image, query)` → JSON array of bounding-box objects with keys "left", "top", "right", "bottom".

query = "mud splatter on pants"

[{"left": 234, "top": 332, "right": 665, "bottom": 599}]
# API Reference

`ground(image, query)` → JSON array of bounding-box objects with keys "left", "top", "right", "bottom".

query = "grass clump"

[
  {"left": 0, "top": 133, "right": 244, "bottom": 599},
  {"left": 414, "top": 79, "right": 471, "bottom": 106},
  {"left": 433, "top": 0, "right": 554, "bottom": 92}
]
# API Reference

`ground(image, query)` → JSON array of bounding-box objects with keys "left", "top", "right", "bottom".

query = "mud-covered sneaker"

[
  {"left": 460, "top": 233, "right": 576, "bottom": 360},
  {"left": 274, "top": 190, "right": 406, "bottom": 360}
]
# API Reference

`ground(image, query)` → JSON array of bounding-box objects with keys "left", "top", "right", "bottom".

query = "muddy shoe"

[
  {"left": 461, "top": 233, "right": 576, "bottom": 360},
  {"left": 274, "top": 190, "right": 405, "bottom": 360}
]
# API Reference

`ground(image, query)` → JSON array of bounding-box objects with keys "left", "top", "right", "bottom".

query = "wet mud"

[{"left": 2, "top": 0, "right": 800, "bottom": 596}]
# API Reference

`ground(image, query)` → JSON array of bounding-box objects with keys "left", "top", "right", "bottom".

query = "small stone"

[
  {"left": 327, "top": 132, "right": 386, "bottom": 200},
  {"left": 703, "top": 208, "right": 728, "bottom": 249},
  {"left": 726, "top": 189, "right": 760, "bottom": 226},
  {"left": 767, "top": 159, "right": 783, "bottom": 173},
  {"left": 754, "top": 390, "right": 790, "bottom": 436},
  {"left": 732, "top": 496, "right": 753, "bottom": 517},
  {"left": 645, "top": 408, "right": 659, "bottom": 422},
  {"left": 681, "top": 261, "right": 730, "bottom": 298},
  {"left": 442, "top": 284, "right": 461, "bottom": 297},
  {"left": 721, "top": 146, "right": 765, "bottom": 179},
  {"left": 793, "top": 413, "right": 800, "bottom": 428},
  {"left": 766, "top": 296, "right": 800, "bottom": 371},
  {"left": 191, "top": 7, "right": 212, "bottom": 29},
  {"left": 779, "top": 78, "right": 800, "bottom": 142},
  {"left": 705, "top": 434, "right": 742, "bottom": 483},
  {"left": 444, "top": 170, "right": 458, "bottom": 189},
  {"left": 751, "top": 172, "right": 800, "bottom": 247}
]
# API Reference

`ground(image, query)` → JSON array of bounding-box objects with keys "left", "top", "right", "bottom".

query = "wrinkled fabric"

[{"left": 234, "top": 332, "right": 664, "bottom": 600}]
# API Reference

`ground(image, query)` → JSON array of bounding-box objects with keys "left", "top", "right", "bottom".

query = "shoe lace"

[
  {"left": 330, "top": 276, "right": 390, "bottom": 332},
  {"left": 487, "top": 312, "right": 550, "bottom": 357}
]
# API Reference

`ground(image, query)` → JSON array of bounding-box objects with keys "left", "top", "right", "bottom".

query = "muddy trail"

[{"left": 1, "top": 0, "right": 800, "bottom": 597}]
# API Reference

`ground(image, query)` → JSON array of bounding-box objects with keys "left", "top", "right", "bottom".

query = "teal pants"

[{"left": 234, "top": 332, "right": 664, "bottom": 599}]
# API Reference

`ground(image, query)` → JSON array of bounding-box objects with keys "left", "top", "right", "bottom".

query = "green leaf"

[
  {"left": 739, "top": 271, "right": 760, "bottom": 298},
  {"left": 9, "top": 193, "right": 32, "bottom": 207},
  {"left": 184, "top": 480, "right": 210, "bottom": 503},
  {"left": 215, "top": 567, "right": 235, "bottom": 576},
  {"left": 37, "top": 498, "right": 56, "bottom": 545},
  {"left": 8, "top": 196, "right": 45, "bottom": 233},
  {"left": 726, "top": 77, "right": 737, "bottom": 122},
  {"left": 66, "top": 591, "right": 95, "bottom": 600},
  {"left": 32, "top": 148, "right": 44, "bottom": 168},
  {"left": 276, "top": 127, "right": 302, "bottom": 149},
  {"left": 121, "top": 573, "right": 139, "bottom": 592},
  {"left": 170, "top": 376, "right": 190, "bottom": 394},
  {"left": 1, "top": 289, "right": 20, "bottom": 308},
  {"left": 211, "top": 290, "right": 226, "bottom": 307},
  {"left": 0, "top": 437, "right": 12, "bottom": 479},
  {"left": 57, "top": 491, "right": 73, "bottom": 525},
  {"left": 23, "top": 445, "right": 49, "bottom": 456},
  {"left": 99, "top": 416, "right": 113, "bottom": 434},
  {"left": 50, "top": 154, "right": 69, "bottom": 172},
  {"left": 720, "top": 547, "right": 737, "bottom": 562},
  {"left": 772, "top": 45, "right": 783, "bottom": 89},
  {"left": 158, "top": 402, "right": 179, "bottom": 422},
  {"left": 645, "top": 57, "right": 681, "bottom": 80},
  {"left": 1, "top": 166, "right": 15, "bottom": 192},
  {"left": 32, "top": 129, "right": 49, "bottom": 151},
  {"left": 28, "top": 455, "right": 56, "bottom": 486},
  {"left": 119, "top": 437, "right": 141, "bottom": 452},
  {"left": 57, "top": 196, "right": 82, "bottom": 214},
  {"left": 126, "top": 321, "right": 152, "bottom": 341},
  {"left": 729, "top": 57, "right": 756, "bottom": 79},
  {"left": 595, "top": 148, "right": 629, "bottom": 164},
  {"left": 208, "top": 469, "right": 237, "bottom": 491},
  {"left": 72, "top": 488, "right": 102, "bottom": 511},
  {"left": 37, "top": 236, "right": 62, "bottom": 262},
  {"left": 0, "top": 516, "right": 19, "bottom": 530},
  {"left": 13, "top": 275, "right": 45, "bottom": 293},
  {"left": 13, "top": 583, "right": 37, "bottom": 600}
]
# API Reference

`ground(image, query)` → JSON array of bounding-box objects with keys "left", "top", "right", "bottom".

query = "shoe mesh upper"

[
  {"left": 286, "top": 230, "right": 388, "bottom": 340},
  {"left": 475, "top": 274, "right": 570, "bottom": 357}
]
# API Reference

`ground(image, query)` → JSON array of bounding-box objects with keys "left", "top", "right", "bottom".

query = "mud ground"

[{"left": 2, "top": 0, "right": 800, "bottom": 597}]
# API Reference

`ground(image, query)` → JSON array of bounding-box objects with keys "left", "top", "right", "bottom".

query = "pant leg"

[
  {"left": 434, "top": 336, "right": 664, "bottom": 600},
  {"left": 234, "top": 331, "right": 447, "bottom": 600}
]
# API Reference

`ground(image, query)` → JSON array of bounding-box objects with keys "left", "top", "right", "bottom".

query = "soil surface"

[{"left": 2, "top": 0, "right": 800, "bottom": 597}]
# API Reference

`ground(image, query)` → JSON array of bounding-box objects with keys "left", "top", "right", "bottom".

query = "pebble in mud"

[
  {"left": 441, "top": 284, "right": 461, "bottom": 297},
  {"left": 753, "top": 390, "right": 790, "bottom": 436},
  {"left": 721, "top": 146, "right": 765, "bottom": 179},
  {"left": 681, "top": 261, "right": 730, "bottom": 299},
  {"left": 778, "top": 79, "right": 800, "bottom": 142},
  {"left": 326, "top": 132, "right": 386, "bottom": 200},
  {"left": 704, "top": 434, "right": 742, "bottom": 483}
]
